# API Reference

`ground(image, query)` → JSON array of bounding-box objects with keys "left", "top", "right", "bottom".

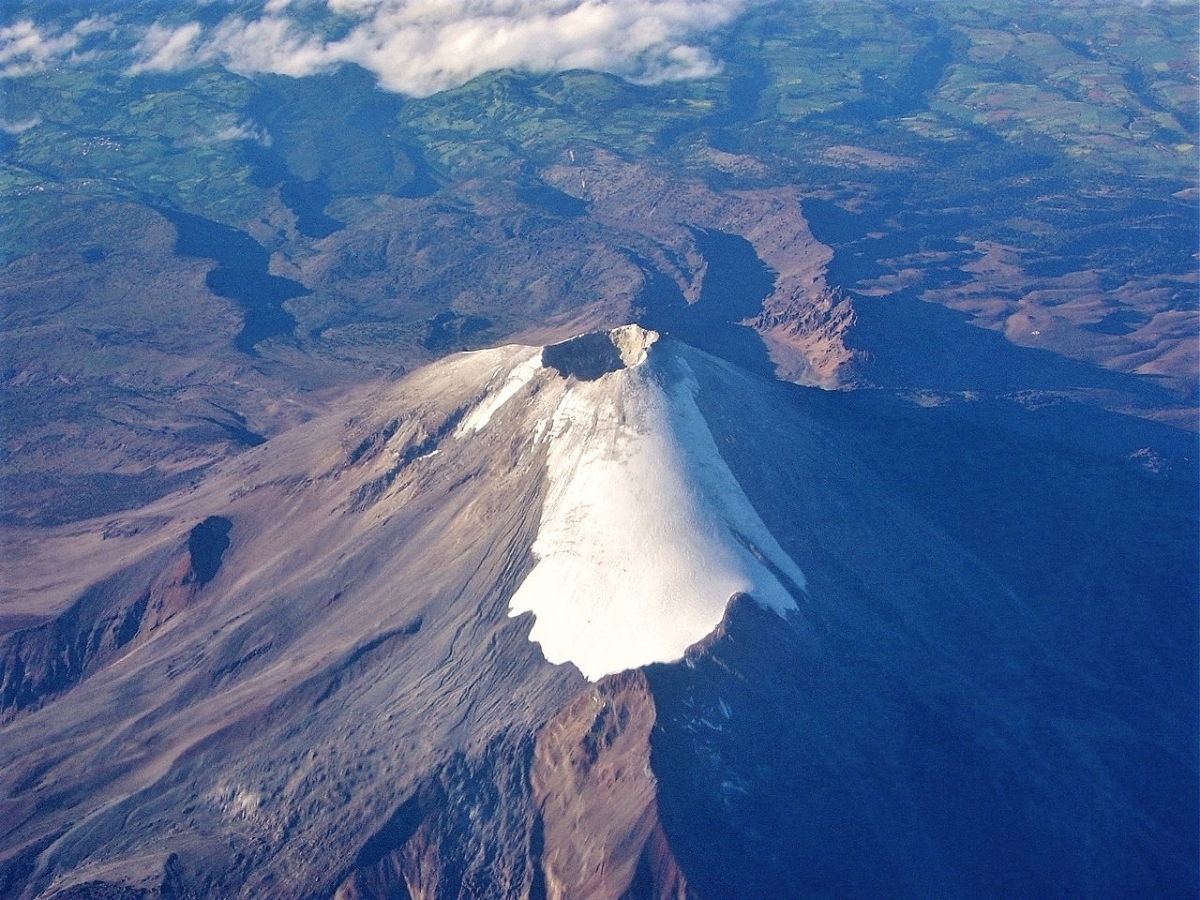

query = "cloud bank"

[
  {"left": 127, "top": 0, "right": 748, "bottom": 96},
  {"left": 15, "top": 1, "right": 1188, "bottom": 96}
]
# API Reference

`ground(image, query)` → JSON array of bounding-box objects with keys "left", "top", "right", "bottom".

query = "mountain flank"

[{"left": 0, "top": 328, "right": 1194, "bottom": 898}]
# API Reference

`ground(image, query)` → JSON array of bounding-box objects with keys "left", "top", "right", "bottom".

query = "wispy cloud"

[
  {"left": 127, "top": 0, "right": 748, "bottom": 96},
  {"left": 209, "top": 116, "right": 274, "bottom": 146},
  {"left": 0, "top": 116, "right": 42, "bottom": 134},
  {"left": 125, "top": 22, "right": 203, "bottom": 75},
  {"left": 0, "top": 17, "right": 110, "bottom": 78},
  {"left": 24, "top": 0, "right": 1188, "bottom": 96}
]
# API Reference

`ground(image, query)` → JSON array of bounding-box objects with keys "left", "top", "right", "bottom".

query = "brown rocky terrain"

[
  {"left": 2, "top": 1, "right": 1194, "bottom": 894},
  {"left": 532, "top": 670, "right": 688, "bottom": 900},
  {"left": 857, "top": 235, "right": 1199, "bottom": 427},
  {"left": 0, "top": 161, "right": 849, "bottom": 529},
  {"left": 0, "top": 330, "right": 1193, "bottom": 898},
  {"left": 0, "top": 515, "right": 228, "bottom": 720},
  {"left": 539, "top": 150, "right": 854, "bottom": 386}
]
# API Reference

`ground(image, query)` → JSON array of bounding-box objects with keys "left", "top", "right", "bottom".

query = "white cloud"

[
  {"left": 207, "top": 16, "right": 332, "bottom": 78},
  {"left": 0, "top": 17, "right": 109, "bottom": 78},
  {"left": 8, "top": 0, "right": 1194, "bottom": 90},
  {"left": 126, "top": 22, "right": 203, "bottom": 75},
  {"left": 209, "top": 117, "right": 274, "bottom": 146},
  {"left": 126, "top": 0, "right": 748, "bottom": 96},
  {"left": 0, "top": 116, "right": 42, "bottom": 134}
]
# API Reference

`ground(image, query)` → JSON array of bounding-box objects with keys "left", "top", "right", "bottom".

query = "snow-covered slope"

[{"left": 469, "top": 325, "right": 808, "bottom": 680}]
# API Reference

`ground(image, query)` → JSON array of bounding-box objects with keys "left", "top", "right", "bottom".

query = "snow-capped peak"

[{"left": 508, "top": 327, "right": 805, "bottom": 681}]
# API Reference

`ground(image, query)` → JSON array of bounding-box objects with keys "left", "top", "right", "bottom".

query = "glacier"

[{"left": 506, "top": 328, "right": 807, "bottom": 680}]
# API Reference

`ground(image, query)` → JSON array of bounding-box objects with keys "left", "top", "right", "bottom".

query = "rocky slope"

[{"left": 0, "top": 328, "right": 1194, "bottom": 898}]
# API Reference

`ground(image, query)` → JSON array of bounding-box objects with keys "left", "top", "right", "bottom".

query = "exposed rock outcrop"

[
  {"left": 533, "top": 670, "right": 691, "bottom": 900},
  {"left": 539, "top": 152, "right": 856, "bottom": 387},
  {"left": 754, "top": 284, "right": 859, "bottom": 386},
  {"left": 0, "top": 516, "right": 232, "bottom": 718},
  {"left": 330, "top": 671, "right": 691, "bottom": 900},
  {"left": 332, "top": 735, "right": 543, "bottom": 900},
  {"left": 542, "top": 326, "right": 659, "bottom": 381}
]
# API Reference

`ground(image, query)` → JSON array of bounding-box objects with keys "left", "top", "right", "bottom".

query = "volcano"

[{"left": 0, "top": 327, "right": 1195, "bottom": 899}]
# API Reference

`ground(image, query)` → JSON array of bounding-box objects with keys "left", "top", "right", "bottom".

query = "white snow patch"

[
  {"left": 509, "top": 353, "right": 805, "bottom": 681},
  {"left": 458, "top": 350, "right": 542, "bottom": 435}
]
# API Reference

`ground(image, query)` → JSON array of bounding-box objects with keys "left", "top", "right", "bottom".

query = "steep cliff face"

[
  {"left": 538, "top": 153, "right": 857, "bottom": 388},
  {"left": 532, "top": 670, "right": 690, "bottom": 900},
  {"left": 754, "top": 283, "right": 858, "bottom": 386},
  {"left": 330, "top": 671, "right": 691, "bottom": 900}
]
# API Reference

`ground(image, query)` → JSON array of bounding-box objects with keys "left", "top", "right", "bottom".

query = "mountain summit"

[
  {"left": 1, "top": 329, "right": 1195, "bottom": 898},
  {"left": 497, "top": 325, "right": 805, "bottom": 679}
]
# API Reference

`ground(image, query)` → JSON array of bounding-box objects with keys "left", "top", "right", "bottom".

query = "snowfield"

[
  {"left": 506, "top": 332, "right": 806, "bottom": 680},
  {"left": 458, "top": 350, "right": 544, "bottom": 435}
]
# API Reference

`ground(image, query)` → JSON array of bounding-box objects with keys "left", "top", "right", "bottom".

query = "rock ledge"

[{"left": 541, "top": 325, "right": 659, "bottom": 380}]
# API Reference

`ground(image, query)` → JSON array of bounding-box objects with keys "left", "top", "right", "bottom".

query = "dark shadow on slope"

[
  {"left": 542, "top": 332, "right": 625, "bottom": 381},
  {"left": 242, "top": 143, "right": 345, "bottom": 237},
  {"left": 423, "top": 310, "right": 494, "bottom": 353},
  {"left": 660, "top": 351, "right": 1198, "bottom": 898},
  {"left": 655, "top": 58, "right": 768, "bottom": 149},
  {"left": 159, "top": 209, "right": 305, "bottom": 356},
  {"left": 279, "top": 180, "right": 345, "bottom": 239},
  {"left": 243, "top": 68, "right": 441, "bottom": 204},
  {"left": 196, "top": 417, "right": 267, "bottom": 448},
  {"left": 633, "top": 229, "right": 777, "bottom": 377},
  {"left": 815, "top": 22, "right": 954, "bottom": 126},
  {"left": 849, "top": 287, "right": 1181, "bottom": 401},
  {"left": 801, "top": 196, "right": 1187, "bottom": 410},
  {"left": 516, "top": 184, "right": 589, "bottom": 218},
  {"left": 187, "top": 516, "right": 232, "bottom": 587},
  {"left": 644, "top": 373, "right": 1199, "bottom": 896}
]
